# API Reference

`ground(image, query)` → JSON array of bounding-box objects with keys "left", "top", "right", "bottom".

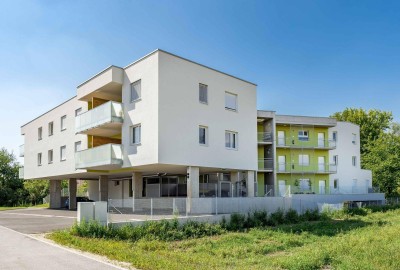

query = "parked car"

[{"left": 64, "top": 197, "right": 94, "bottom": 209}]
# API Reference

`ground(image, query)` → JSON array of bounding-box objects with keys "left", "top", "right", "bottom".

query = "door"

[
  {"left": 278, "top": 180, "right": 286, "bottom": 196},
  {"left": 278, "top": 131, "right": 285, "bottom": 146},
  {"left": 318, "top": 133, "right": 325, "bottom": 147},
  {"left": 319, "top": 180, "right": 326, "bottom": 194},
  {"left": 318, "top": 156, "right": 325, "bottom": 172},
  {"left": 278, "top": 156, "right": 286, "bottom": 172}
]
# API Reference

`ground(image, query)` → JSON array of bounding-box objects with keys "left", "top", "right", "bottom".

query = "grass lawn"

[
  {"left": 49, "top": 209, "right": 400, "bottom": 270},
  {"left": 0, "top": 203, "right": 49, "bottom": 211}
]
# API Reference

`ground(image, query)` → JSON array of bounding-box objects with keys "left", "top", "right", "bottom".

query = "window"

[
  {"left": 199, "top": 84, "right": 208, "bottom": 104},
  {"left": 333, "top": 179, "right": 339, "bottom": 189},
  {"left": 299, "top": 179, "right": 310, "bottom": 191},
  {"left": 130, "top": 80, "right": 141, "bottom": 102},
  {"left": 75, "top": 108, "right": 82, "bottom": 116},
  {"left": 38, "top": 127, "right": 42, "bottom": 141},
  {"left": 60, "top": 145, "right": 66, "bottom": 161},
  {"left": 37, "top": 153, "right": 42, "bottom": 166},
  {"left": 48, "top": 122, "right": 54, "bottom": 136},
  {"left": 114, "top": 181, "right": 120, "bottom": 187},
  {"left": 352, "top": 133, "right": 356, "bottom": 144},
  {"left": 332, "top": 131, "right": 337, "bottom": 142},
  {"left": 131, "top": 125, "right": 141, "bottom": 144},
  {"left": 352, "top": 156, "right": 357, "bottom": 167},
  {"left": 129, "top": 179, "right": 133, "bottom": 197},
  {"left": 199, "top": 126, "right": 208, "bottom": 145},
  {"left": 48, "top": 150, "right": 53, "bottom": 164},
  {"left": 298, "top": 130, "right": 309, "bottom": 141},
  {"left": 225, "top": 92, "right": 237, "bottom": 111},
  {"left": 61, "top": 115, "right": 67, "bottom": 131},
  {"left": 225, "top": 131, "right": 238, "bottom": 149},
  {"left": 75, "top": 141, "right": 82, "bottom": 152},
  {"left": 299, "top": 155, "right": 310, "bottom": 166},
  {"left": 333, "top": 155, "right": 338, "bottom": 165}
]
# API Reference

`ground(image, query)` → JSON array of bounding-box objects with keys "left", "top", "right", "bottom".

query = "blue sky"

[{"left": 1, "top": 0, "right": 400, "bottom": 157}]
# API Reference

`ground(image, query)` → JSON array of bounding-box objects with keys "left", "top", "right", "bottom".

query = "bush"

[
  {"left": 285, "top": 209, "right": 299, "bottom": 224},
  {"left": 301, "top": 209, "right": 321, "bottom": 221},
  {"left": 228, "top": 213, "right": 246, "bottom": 231},
  {"left": 269, "top": 209, "right": 285, "bottom": 226}
]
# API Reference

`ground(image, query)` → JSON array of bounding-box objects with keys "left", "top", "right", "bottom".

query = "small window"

[
  {"left": 298, "top": 130, "right": 309, "bottom": 141},
  {"left": 352, "top": 156, "right": 357, "bottom": 167},
  {"left": 332, "top": 131, "right": 337, "bottom": 142},
  {"left": 130, "top": 80, "right": 141, "bottom": 102},
  {"left": 114, "top": 181, "right": 120, "bottom": 187},
  {"left": 225, "top": 131, "right": 238, "bottom": 149},
  {"left": 352, "top": 133, "right": 356, "bottom": 144},
  {"left": 199, "top": 84, "right": 208, "bottom": 104},
  {"left": 61, "top": 115, "right": 67, "bottom": 131},
  {"left": 299, "top": 155, "right": 310, "bottom": 166},
  {"left": 60, "top": 145, "right": 66, "bottom": 161},
  {"left": 75, "top": 108, "right": 82, "bottom": 116},
  {"left": 199, "top": 126, "right": 208, "bottom": 145},
  {"left": 37, "top": 153, "right": 42, "bottom": 166},
  {"left": 75, "top": 141, "right": 82, "bottom": 152},
  {"left": 333, "top": 179, "right": 339, "bottom": 189},
  {"left": 48, "top": 122, "right": 54, "bottom": 136},
  {"left": 131, "top": 125, "right": 141, "bottom": 144},
  {"left": 225, "top": 92, "right": 237, "bottom": 111},
  {"left": 38, "top": 127, "right": 42, "bottom": 141},
  {"left": 333, "top": 155, "right": 338, "bottom": 165},
  {"left": 48, "top": 150, "right": 53, "bottom": 164}
]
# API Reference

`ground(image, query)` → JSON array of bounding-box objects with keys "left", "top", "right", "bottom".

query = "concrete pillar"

[
  {"left": 246, "top": 171, "right": 255, "bottom": 197},
  {"left": 132, "top": 172, "right": 143, "bottom": 198},
  {"left": 99, "top": 175, "right": 108, "bottom": 201},
  {"left": 49, "top": 180, "right": 62, "bottom": 209},
  {"left": 68, "top": 178, "right": 77, "bottom": 210},
  {"left": 186, "top": 166, "right": 199, "bottom": 214},
  {"left": 230, "top": 171, "right": 239, "bottom": 197}
]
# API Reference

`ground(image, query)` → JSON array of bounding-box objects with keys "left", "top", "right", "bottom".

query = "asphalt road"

[{"left": 0, "top": 208, "right": 127, "bottom": 270}]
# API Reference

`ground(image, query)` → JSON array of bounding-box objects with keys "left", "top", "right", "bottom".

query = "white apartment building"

[{"left": 20, "top": 49, "right": 257, "bottom": 210}]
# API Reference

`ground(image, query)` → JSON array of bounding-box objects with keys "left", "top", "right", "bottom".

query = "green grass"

[
  {"left": 0, "top": 203, "right": 49, "bottom": 211},
  {"left": 49, "top": 208, "right": 400, "bottom": 270}
]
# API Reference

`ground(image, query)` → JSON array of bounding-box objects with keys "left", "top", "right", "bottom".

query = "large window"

[
  {"left": 225, "top": 131, "right": 238, "bottom": 149},
  {"left": 38, "top": 127, "right": 42, "bottom": 141},
  {"left": 75, "top": 141, "right": 82, "bottom": 152},
  {"left": 225, "top": 92, "right": 237, "bottom": 111},
  {"left": 199, "top": 84, "right": 208, "bottom": 104},
  {"left": 61, "top": 115, "right": 67, "bottom": 131},
  {"left": 299, "top": 155, "right": 310, "bottom": 166},
  {"left": 199, "top": 126, "right": 208, "bottom": 145},
  {"left": 37, "top": 153, "right": 42, "bottom": 166},
  {"left": 130, "top": 80, "right": 141, "bottom": 102},
  {"left": 48, "top": 122, "right": 53, "bottom": 136},
  {"left": 48, "top": 150, "right": 53, "bottom": 164},
  {"left": 298, "top": 130, "right": 309, "bottom": 141},
  {"left": 131, "top": 125, "right": 141, "bottom": 144},
  {"left": 60, "top": 145, "right": 66, "bottom": 161}
]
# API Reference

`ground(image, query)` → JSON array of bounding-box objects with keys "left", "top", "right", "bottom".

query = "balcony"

[
  {"left": 75, "top": 143, "right": 123, "bottom": 170},
  {"left": 258, "top": 132, "right": 273, "bottom": 144},
  {"left": 276, "top": 163, "right": 337, "bottom": 174},
  {"left": 258, "top": 158, "right": 274, "bottom": 172},
  {"left": 19, "top": 144, "right": 24, "bottom": 157},
  {"left": 75, "top": 101, "right": 123, "bottom": 137},
  {"left": 276, "top": 138, "right": 336, "bottom": 149},
  {"left": 19, "top": 167, "right": 24, "bottom": 179}
]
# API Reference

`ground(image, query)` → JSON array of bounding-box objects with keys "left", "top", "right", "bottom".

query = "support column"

[
  {"left": 99, "top": 175, "right": 108, "bottom": 201},
  {"left": 49, "top": 180, "right": 62, "bottom": 209},
  {"left": 132, "top": 172, "right": 143, "bottom": 198},
  {"left": 246, "top": 171, "right": 255, "bottom": 197},
  {"left": 68, "top": 178, "right": 77, "bottom": 210},
  {"left": 186, "top": 166, "right": 199, "bottom": 214},
  {"left": 230, "top": 171, "right": 239, "bottom": 197}
]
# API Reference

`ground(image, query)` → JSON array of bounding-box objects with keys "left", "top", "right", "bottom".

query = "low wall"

[{"left": 291, "top": 193, "right": 385, "bottom": 204}]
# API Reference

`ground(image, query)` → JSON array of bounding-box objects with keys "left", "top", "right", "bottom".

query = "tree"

[
  {"left": 0, "top": 148, "right": 27, "bottom": 206},
  {"left": 23, "top": 180, "right": 49, "bottom": 205},
  {"left": 331, "top": 108, "right": 393, "bottom": 156},
  {"left": 362, "top": 132, "right": 400, "bottom": 195}
]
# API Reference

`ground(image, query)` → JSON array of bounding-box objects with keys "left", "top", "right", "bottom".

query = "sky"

[{"left": 1, "top": 0, "right": 400, "bottom": 158}]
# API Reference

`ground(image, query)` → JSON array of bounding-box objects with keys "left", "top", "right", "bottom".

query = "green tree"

[
  {"left": 331, "top": 108, "right": 393, "bottom": 156},
  {"left": 0, "top": 148, "right": 27, "bottom": 206},
  {"left": 23, "top": 180, "right": 49, "bottom": 205}
]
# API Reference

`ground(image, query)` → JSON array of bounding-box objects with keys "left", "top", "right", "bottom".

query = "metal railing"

[
  {"left": 276, "top": 137, "right": 336, "bottom": 149},
  {"left": 75, "top": 143, "right": 123, "bottom": 169},
  {"left": 276, "top": 163, "right": 337, "bottom": 173},
  {"left": 257, "top": 132, "right": 273, "bottom": 143},
  {"left": 258, "top": 158, "right": 274, "bottom": 171},
  {"left": 75, "top": 101, "right": 123, "bottom": 133},
  {"left": 19, "top": 144, "right": 24, "bottom": 157}
]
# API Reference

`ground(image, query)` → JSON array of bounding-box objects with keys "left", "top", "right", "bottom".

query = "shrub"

[
  {"left": 301, "top": 209, "right": 320, "bottom": 222},
  {"left": 285, "top": 209, "right": 299, "bottom": 224},
  {"left": 269, "top": 209, "right": 285, "bottom": 226},
  {"left": 227, "top": 213, "right": 246, "bottom": 231}
]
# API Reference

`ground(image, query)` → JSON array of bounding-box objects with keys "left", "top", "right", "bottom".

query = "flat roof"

[{"left": 275, "top": 114, "right": 337, "bottom": 127}]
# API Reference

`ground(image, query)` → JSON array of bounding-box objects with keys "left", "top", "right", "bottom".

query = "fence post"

[
  {"left": 215, "top": 196, "right": 218, "bottom": 215},
  {"left": 150, "top": 198, "right": 153, "bottom": 219},
  {"left": 173, "top": 198, "right": 176, "bottom": 216}
]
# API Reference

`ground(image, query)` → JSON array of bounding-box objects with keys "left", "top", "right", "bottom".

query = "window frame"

[
  {"left": 224, "top": 92, "right": 238, "bottom": 111},
  {"left": 298, "top": 130, "right": 309, "bottom": 141},
  {"left": 352, "top": 156, "right": 357, "bottom": 167},
  {"left": 48, "top": 122, "right": 54, "bottom": 136},
  {"left": 61, "top": 115, "right": 67, "bottom": 131},
  {"left": 60, "top": 145, "right": 66, "bottom": 161},
  {"left": 130, "top": 124, "right": 141, "bottom": 145},
  {"left": 333, "top": 155, "right": 339, "bottom": 165},
  {"left": 37, "top": 153, "right": 42, "bottom": 166},
  {"left": 75, "top": 108, "right": 82, "bottom": 116},
  {"left": 332, "top": 131, "right": 337, "bottom": 142},
  {"left": 75, "top": 141, "right": 82, "bottom": 152},
  {"left": 48, "top": 149, "right": 53, "bottom": 164},
  {"left": 199, "top": 83, "right": 208, "bottom": 104},
  {"left": 130, "top": 79, "right": 142, "bottom": 103},
  {"left": 225, "top": 130, "right": 238, "bottom": 150},
  {"left": 38, "top": 127, "right": 42, "bottom": 141},
  {"left": 199, "top": 125, "right": 208, "bottom": 146},
  {"left": 299, "top": 154, "right": 310, "bottom": 166}
]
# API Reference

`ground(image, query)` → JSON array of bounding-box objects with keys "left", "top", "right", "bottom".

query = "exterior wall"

[
  {"left": 21, "top": 97, "right": 88, "bottom": 179},
  {"left": 329, "top": 122, "right": 372, "bottom": 190},
  {"left": 157, "top": 51, "right": 257, "bottom": 171}
]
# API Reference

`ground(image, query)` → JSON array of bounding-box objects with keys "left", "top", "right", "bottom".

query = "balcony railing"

[
  {"left": 276, "top": 137, "right": 336, "bottom": 149},
  {"left": 276, "top": 163, "right": 337, "bottom": 174},
  {"left": 258, "top": 158, "right": 274, "bottom": 171},
  {"left": 265, "top": 185, "right": 377, "bottom": 197},
  {"left": 257, "top": 132, "right": 273, "bottom": 143},
  {"left": 75, "top": 143, "right": 123, "bottom": 169},
  {"left": 75, "top": 101, "right": 123, "bottom": 134},
  {"left": 19, "top": 167, "right": 24, "bottom": 179},
  {"left": 19, "top": 144, "right": 24, "bottom": 157}
]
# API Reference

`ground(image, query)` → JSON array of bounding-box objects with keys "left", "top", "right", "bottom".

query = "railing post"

[
  {"left": 173, "top": 198, "right": 176, "bottom": 216},
  {"left": 150, "top": 198, "right": 153, "bottom": 219},
  {"left": 215, "top": 196, "right": 218, "bottom": 215}
]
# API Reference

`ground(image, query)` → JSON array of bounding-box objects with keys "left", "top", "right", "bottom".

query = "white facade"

[{"left": 329, "top": 122, "right": 372, "bottom": 193}]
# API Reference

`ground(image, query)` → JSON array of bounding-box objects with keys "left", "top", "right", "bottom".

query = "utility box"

[{"left": 77, "top": 202, "right": 108, "bottom": 225}]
